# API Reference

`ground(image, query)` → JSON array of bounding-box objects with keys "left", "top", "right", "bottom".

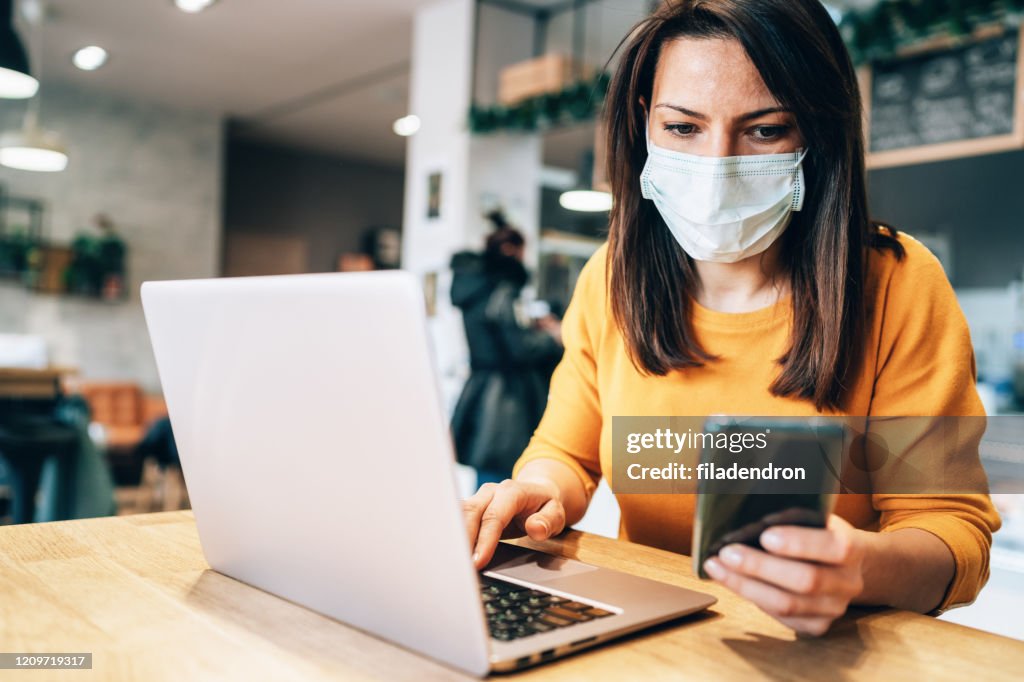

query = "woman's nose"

[{"left": 703, "top": 131, "right": 738, "bottom": 158}]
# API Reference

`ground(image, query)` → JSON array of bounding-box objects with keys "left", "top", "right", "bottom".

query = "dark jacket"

[{"left": 449, "top": 251, "right": 563, "bottom": 475}]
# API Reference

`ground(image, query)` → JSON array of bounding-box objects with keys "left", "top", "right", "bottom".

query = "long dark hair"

[{"left": 605, "top": 0, "right": 902, "bottom": 412}]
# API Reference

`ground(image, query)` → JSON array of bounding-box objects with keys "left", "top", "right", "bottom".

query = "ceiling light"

[
  {"left": 72, "top": 45, "right": 108, "bottom": 71},
  {"left": 0, "top": 124, "right": 68, "bottom": 172},
  {"left": 558, "top": 189, "right": 613, "bottom": 213},
  {"left": 392, "top": 114, "right": 421, "bottom": 137},
  {"left": 174, "top": 0, "right": 218, "bottom": 14},
  {"left": 0, "top": 0, "right": 39, "bottom": 98}
]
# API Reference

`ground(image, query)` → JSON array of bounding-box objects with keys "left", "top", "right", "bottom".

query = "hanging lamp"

[
  {"left": 0, "top": 0, "right": 68, "bottom": 172},
  {"left": 0, "top": 0, "right": 39, "bottom": 98},
  {"left": 559, "top": 149, "right": 612, "bottom": 213}
]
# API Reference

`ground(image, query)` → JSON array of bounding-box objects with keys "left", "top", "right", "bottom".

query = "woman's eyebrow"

[
  {"left": 654, "top": 103, "right": 708, "bottom": 120},
  {"left": 653, "top": 104, "right": 791, "bottom": 121}
]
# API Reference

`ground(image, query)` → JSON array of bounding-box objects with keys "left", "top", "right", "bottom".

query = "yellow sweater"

[{"left": 514, "top": 232, "right": 1000, "bottom": 610}]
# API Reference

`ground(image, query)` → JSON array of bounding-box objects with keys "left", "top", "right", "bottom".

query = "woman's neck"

[{"left": 692, "top": 241, "right": 789, "bottom": 313}]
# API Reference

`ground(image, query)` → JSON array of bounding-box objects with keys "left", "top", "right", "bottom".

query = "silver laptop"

[{"left": 141, "top": 271, "right": 715, "bottom": 676}]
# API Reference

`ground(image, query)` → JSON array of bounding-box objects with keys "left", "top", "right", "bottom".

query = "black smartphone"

[{"left": 692, "top": 418, "right": 845, "bottom": 579}]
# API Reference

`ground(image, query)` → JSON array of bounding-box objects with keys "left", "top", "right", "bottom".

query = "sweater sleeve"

[
  {"left": 868, "top": 234, "right": 1001, "bottom": 611},
  {"left": 512, "top": 247, "right": 606, "bottom": 499}
]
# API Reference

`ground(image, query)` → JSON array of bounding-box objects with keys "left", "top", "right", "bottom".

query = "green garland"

[
  {"left": 841, "top": 0, "right": 1024, "bottom": 64},
  {"left": 468, "top": 72, "right": 609, "bottom": 135},
  {"left": 470, "top": 1, "right": 1024, "bottom": 135}
]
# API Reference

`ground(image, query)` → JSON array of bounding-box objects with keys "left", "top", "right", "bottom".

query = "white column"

[{"left": 403, "top": 0, "right": 543, "bottom": 415}]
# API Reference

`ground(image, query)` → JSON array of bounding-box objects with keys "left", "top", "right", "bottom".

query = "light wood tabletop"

[{"left": 0, "top": 511, "right": 1022, "bottom": 681}]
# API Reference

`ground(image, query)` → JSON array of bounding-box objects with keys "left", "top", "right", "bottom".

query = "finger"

[
  {"left": 472, "top": 483, "right": 527, "bottom": 569},
  {"left": 521, "top": 498, "right": 565, "bottom": 541},
  {"left": 462, "top": 484, "right": 497, "bottom": 550},
  {"left": 776, "top": 616, "right": 837, "bottom": 637},
  {"left": 703, "top": 559, "right": 848, "bottom": 619},
  {"left": 717, "top": 544, "right": 852, "bottom": 596},
  {"left": 759, "top": 525, "right": 858, "bottom": 565}
]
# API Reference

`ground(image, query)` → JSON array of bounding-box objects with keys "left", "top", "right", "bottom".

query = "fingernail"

[
  {"left": 719, "top": 545, "right": 742, "bottom": 567},
  {"left": 472, "top": 551, "right": 480, "bottom": 564},
  {"left": 704, "top": 558, "right": 724, "bottom": 578},
  {"left": 761, "top": 530, "right": 784, "bottom": 552},
  {"left": 535, "top": 519, "right": 549, "bottom": 535}
]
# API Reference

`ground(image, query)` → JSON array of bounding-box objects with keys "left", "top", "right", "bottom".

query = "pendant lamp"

[
  {"left": 0, "top": 0, "right": 38, "bottom": 99},
  {"left": 558, "top": 150, "right": 612, "bottom": 213},
  {"left": 0, "top": 109, "right": 68, "bottom": 172},
  {"left": 0, "top": 0, "right": 68, "bottom": 172}
]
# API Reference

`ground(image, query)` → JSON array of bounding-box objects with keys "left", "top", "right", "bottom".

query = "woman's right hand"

[
  {"left": 463, "top": 478, "right": 566, "bottom": 570},
  {"left": 537, "top": 315, "right": 563, "bottom": 345}
]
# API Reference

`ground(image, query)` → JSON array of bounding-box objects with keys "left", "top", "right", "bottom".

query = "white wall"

[{"left": 0, "top": 81, "right": 223, "bottom": 391}]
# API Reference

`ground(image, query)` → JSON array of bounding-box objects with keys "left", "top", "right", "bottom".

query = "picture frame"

[{"left": 427, "top": 171, "right": 443, "bottom": 220}]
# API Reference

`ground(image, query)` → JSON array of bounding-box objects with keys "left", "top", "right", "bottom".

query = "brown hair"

[
  {"left": 484, "top": 208, "right": 525, "bottom": 258},
  {"left": 604, "top": 0, "right": 902, "bottom": 411}
]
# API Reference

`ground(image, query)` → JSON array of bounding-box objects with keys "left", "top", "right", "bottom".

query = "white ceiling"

[
  {"left": 25, "top": 0, "right": 433, "bottom": 167},
  {"left": 16, "top": 1, "right": 879, "bottom": 168}
]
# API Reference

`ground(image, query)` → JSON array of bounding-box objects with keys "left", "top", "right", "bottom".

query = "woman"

[
  {"left": 450, "top": 211, "right": 563, "bottom": 484},
  {"left": 463, "top": 0, "right": 1000, "bottom": 636}
]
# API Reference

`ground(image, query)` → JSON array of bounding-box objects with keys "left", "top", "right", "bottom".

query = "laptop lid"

[{"left": 142, "top": 271, "right": 491, "bottom": 677}]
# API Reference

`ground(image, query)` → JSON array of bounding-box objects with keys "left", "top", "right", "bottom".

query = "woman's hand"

[
  {"left": 463, "top": 479, "right": 566, "bottom": 570},
  {"left": 703, "top": 514, "right": 866, "bottom": 636},
  {"left": 537, "top": 315, "right": 563, "bottom": 345}
]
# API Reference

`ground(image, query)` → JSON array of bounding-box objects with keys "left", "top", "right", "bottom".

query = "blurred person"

[
  {"left": 461, "top": 0, "right": 1000, "bottom": 636},
  {"left": 450, "top": 210, "right": 563, "bottom": 486}
]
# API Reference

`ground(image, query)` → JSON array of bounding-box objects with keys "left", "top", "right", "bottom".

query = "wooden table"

[
  {"left": 0, "top": 511, "right": 1022, "bottom": 681},
  {"left": 0, "top": 367, "right": 67, "bottom": 399},
  {"left": 0, "top": 366, "right": 78, "bottom": 399}
]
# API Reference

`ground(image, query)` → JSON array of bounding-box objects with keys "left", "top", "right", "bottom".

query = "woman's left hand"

[{"left": 703, "top": 514, "right": 866, "bottom": 636}]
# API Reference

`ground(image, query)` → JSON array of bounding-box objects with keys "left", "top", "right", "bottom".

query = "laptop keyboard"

[{"left": 480, "top": 575, "right": 615, "bottom": 641}]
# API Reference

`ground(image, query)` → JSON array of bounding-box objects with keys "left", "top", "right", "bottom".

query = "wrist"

[
  {"left": 851, "top": 528, "right": 887, "bottom": 605},
  {"left": 515, "top": 464, "right": 563, "bottom": 504},
  {"left": 853, "top": 527, "right": 954, "bottom": 612}
]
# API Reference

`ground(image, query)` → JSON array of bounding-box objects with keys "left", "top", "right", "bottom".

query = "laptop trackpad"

[{"left": 486, "top": 544, "right": 598, "bottom": 584}]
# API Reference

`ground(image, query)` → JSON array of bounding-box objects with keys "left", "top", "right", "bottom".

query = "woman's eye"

[
  {"left": 751, "top": 125, "right": 790, "bottom": 141},
  {"left": 665, "top": 123, "right": 698, "bottom": 137}
]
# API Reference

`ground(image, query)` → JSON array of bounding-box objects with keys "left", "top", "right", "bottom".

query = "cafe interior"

[{"left": 0, "top": 0, "right": 1022, "bottom": 655}]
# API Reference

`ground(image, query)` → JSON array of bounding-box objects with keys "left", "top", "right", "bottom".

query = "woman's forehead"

[{"left": 651, "top": 37, "right": 782, "bottom": 114}]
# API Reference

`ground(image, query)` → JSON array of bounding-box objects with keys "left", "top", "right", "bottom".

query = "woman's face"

[{"left": 648, "top": 37, "right": 805, "bottom": 157}]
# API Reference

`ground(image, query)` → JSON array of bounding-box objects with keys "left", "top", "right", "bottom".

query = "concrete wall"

[
  {"left": 223, "top": 137, "right": 405, "bottom": 274},
  {"left": 0, "top": 81, "right": 223, "bottom": 391}
]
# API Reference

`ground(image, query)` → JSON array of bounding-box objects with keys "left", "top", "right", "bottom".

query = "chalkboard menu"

[{"left": 867, "top": 29, "right": 1023, "bottom": 167}]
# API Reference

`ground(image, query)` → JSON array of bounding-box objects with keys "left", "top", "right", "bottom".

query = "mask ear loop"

[
  {"left": 792, "top": 149, "right": 808, "bottom": 211},
  {"left": 640, "top": 118, "right": 656, "bottom": 200}
]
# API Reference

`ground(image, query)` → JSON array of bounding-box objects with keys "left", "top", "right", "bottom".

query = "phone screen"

[{"left": 692, "top": 419, "right": 844, "bottom": 579}]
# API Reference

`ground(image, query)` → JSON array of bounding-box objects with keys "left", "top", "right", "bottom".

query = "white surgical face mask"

[{"left": 640, "top": 132, "right": 807, "bottom": 263}]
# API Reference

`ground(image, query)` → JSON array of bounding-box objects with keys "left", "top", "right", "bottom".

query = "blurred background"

[{"left": 0, "top": 0, "right": 1021, "bottom": 639}]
